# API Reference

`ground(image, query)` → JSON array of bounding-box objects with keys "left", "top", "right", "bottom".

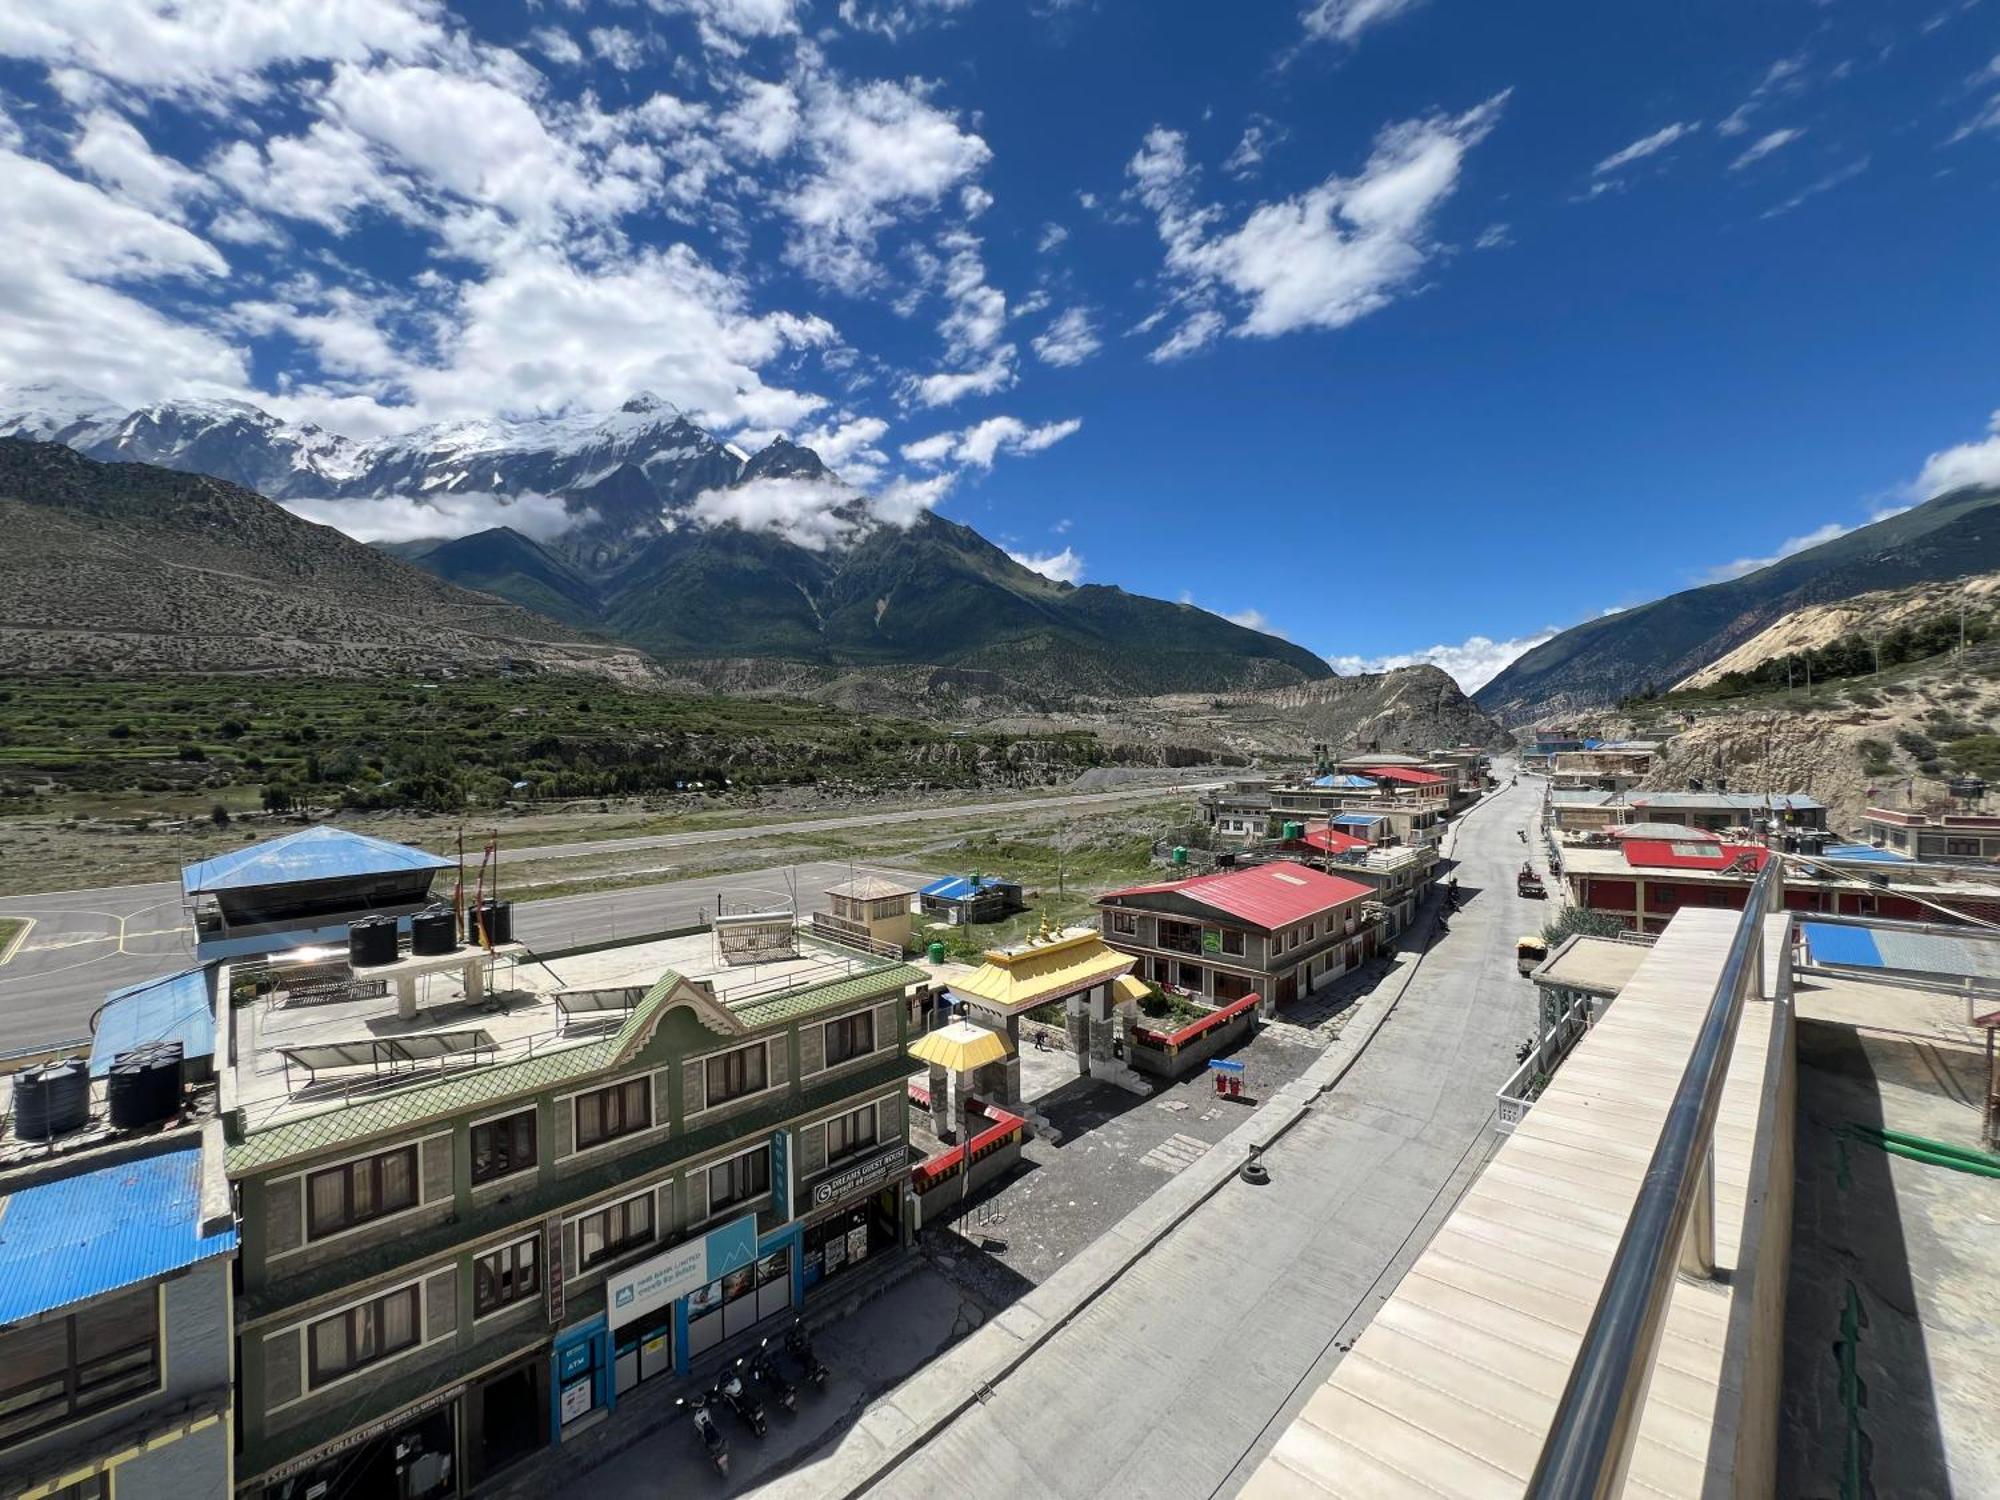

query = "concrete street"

[{"left": 0, "top": 779, "right": 1207, "bottom": 1051}]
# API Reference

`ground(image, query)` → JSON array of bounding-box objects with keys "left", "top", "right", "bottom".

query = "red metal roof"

[
  {"left": 1620, "top": 840, "right": 1772, "bottom": 872},
  {"left": 1101, "top": 863, "right": 1373, "bottom": 928},
  {"left": 1367, "top": 766, "right": 1447, "bottom": 785},
  {"left": 1294, "top": 824, "right": 1372, "bottom": 855}
]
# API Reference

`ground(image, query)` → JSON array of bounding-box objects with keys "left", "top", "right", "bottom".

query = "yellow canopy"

[
  {"left": 1113, "top": 974, "right": 1151, "bottom": 1004},
  {"left": 949, "top": 925, "right": 1136, "bottom": 1015},
  {"left": 909, "top": 1019, "right": 1013, "bottom": 1073}
]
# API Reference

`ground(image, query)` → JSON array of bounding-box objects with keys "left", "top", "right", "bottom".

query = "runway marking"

[{"left": 0, "top": 917, "right": 31, "bottom": 966}]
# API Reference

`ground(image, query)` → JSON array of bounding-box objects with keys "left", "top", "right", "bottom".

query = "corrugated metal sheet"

[
  {"left": 1102, "top": 864, "right": 1372, "bottom": 929},
  {"left": 89, "top": 968, "right": 214, "bottom": 1078},
  {"left": 1331, "top": 813, "right": 1386, "bottom": 827},
  {"left": 181, "top": 825, "right": 452, "bottom": 896},
  {"left": 1368, "top": 766, "right": 1446, "bottom": 786},
  {"left": 1820, "top": 843, "right": 1912, "bottom": 864},
  {"left": 0, "top": 1145, "right": 237, "bottom": 1321},
  {"left": 922, "top": 875, "right": 1010, "bottom": 902},
  {"left": 1621, "top": 840, "right": 1770, "bottom": 871},
  {"left": 1311, "top": 775, "right": 1378, "bottom": 789},
  {"left": 1801, "top": 922, "right": 1883, "bottom": 968}
]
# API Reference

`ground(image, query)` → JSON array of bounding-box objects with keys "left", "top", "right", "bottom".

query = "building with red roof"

[{"left": 1097, "top": 863, "right": 1381, "bottom": 1009}]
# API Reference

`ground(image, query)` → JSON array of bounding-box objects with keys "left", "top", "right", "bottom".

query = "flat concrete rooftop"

[
  {"left": 229, "top": 928, "right": 902, "bottom": 1135},
  {"left": 1533, "top": 933, "right": 1653, "bottom": 998}
]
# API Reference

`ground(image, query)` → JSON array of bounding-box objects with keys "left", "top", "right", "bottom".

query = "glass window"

[
  {"left": 0, "top": 1288, "right": 159, "bottom": 1450},
  {"left": 704, "top": 1045, "right": 769, "bottom": 1107},
  {"left": 305, "top": 1146, "right": 419, "bottom": 1239},
  {"left": 1220, "top": 928, "right": 1245, "bottom": 955},
  {"left": 825, "top": 1012, "right": 875, "bottom": 1067},
  {"left": 826, "top": 1104, "right": 878, "bottom": 1163},
  {"left": 306, "top": 1285, "right": 419, "bottom": 1389},
  {"left": 578, "top": 1195, "right": 654, "bottom": 1270},
  {"left": 1108, "top": 910, "right": 1137, "bottom": 935},
  {"left": 473, "top": 1237, "right": 540, "bottom": 1317},
  {"left": 574, "top": 1077, "right": 652, "bottom": 1151},
  {"left": 470, "top": 1110, "right": 537, "bottom": 1185},
  {"left": 708, "top": 1147, "right": 772, "bottom": 1213}
]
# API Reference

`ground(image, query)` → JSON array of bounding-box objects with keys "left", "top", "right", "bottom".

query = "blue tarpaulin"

[
  {"left": 922, "top": 875, "right": 1009, "bottom": 902},
  {"left": 181, "top": 825, "right": 452, "bottom": 895},
  {"left": 0, "top": 1145, "right": 237, "bottom": 1322},
  {"left": 90, "top": 968, "right": 214, "bottom": 1079},
  {"left": 1331, "top": 813, "right": 1386, "bottom": 827},
  {"left": 1820, "top": 844, "right": 1912, "bottom": 864}
]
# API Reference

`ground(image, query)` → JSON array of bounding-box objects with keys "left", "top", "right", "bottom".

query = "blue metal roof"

[
  {"left": 922, "top": 875, "right": 1009, "bottom": 902},
  {"left": 90, "top": 969, "right": 214, "bottom": 1079},
  {"left": 1820, "top": 844, "right": 1912, "bottom": 864},
  {"left": 1800, "top": 923, "right": 1883, "bottom": 968},
  {"left": 181, "top": 825, "right": 452, "bottom": 896},
  {"left": 0, "top": 1146, "right": 237, "bottom": 1322},
  {"left": 1311, "top": 775, "right": 1378, "bottom": 789},
  {"left": 1331, "top": 813, "right": 1386, "bottom": 826}
]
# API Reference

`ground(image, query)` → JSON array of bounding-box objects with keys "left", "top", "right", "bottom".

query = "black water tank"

[
  {"left": 410, "top": 908, "right": 458, "bottom": 956},
  {"left": 466, "top": 899, "right": 514, "bottom": 946},
  {"left": 13, "top": 1057, "right": 89, "bottom": 1140},
  {"left": 349, "top": 916, "right": 398, "bottom": 968},
  {"left": 108, "top": 1042, "right": 184, "bottom": 1129}
]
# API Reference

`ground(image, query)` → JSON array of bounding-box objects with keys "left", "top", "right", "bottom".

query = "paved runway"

[{"left": 0, "top": 781, "right": 1205, "bottom": 1052}]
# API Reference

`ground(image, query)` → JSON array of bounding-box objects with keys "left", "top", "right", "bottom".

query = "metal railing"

[
  {"left": 1494, "top": 993, "right": 1597, "bottom": 1134},
  {"left": 1526, "top": 857, "right": 1783, "bottom": 1499}
]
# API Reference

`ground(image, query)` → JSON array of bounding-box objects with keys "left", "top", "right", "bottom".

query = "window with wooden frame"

[
  {"left": 1219, "top": 927, "right": 1245, "bottom": 956},
  {"left": 305, "top": 1145, "right": 418, "bottom": 1239},
  {"left": 704, "top": 1044, "right": 768, "bottom": 1108},
  {"left": 0, "top": 1287, "right": 158, "bottom": 1449},
  {"left": 470, "top": 1110, "right": 537, "bottom": 1185},
  {"left": 708, "top": 1147, "right": 771, "bottom": 1214},
  {"left": 825, "top": 1104, "right": 878, "bottom": 1164},
  {"left": 306, "top": 1285, "right": 420, "bottom": 1389},
  {"left": 1108, "top": 909, "right": 1137, "bottom": 935},
  {"left": 577, "top": 1194, "right": 654, "bottom": 1270},
  {"left": 824, "top": 1011, "right": 875, "bottom": 1067},
  {"left": 473, "top": 1237, "right": 540, "bottom": 1317},
  {"left": 573, "top": 1077, "right": 651, "bottom": 1151}
]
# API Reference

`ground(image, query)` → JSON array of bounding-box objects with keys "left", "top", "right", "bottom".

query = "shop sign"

[
  {"left": 545, "top": 1217, "right": 565, "bottom": 1326},
  {"left": 810, "top": 1143, "right": 906, "bottom": 1207},
  {"left": 261, "top": 1385, "right": 463, "bottom": 1483},
  {"left": 770, "top": 1127, "right": 793, "bottom": 1221},
  {"left": 606, "top": 1213, "right": 757, "bottom": 1328},
  {"left": 558, "top": 1341, "right": 592, "bottom": 1382},
  {"left": 1202, "top": 929, "right": 1222, "bottom": 954}
]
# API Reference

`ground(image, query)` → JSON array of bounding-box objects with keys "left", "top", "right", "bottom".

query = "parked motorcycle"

[
  {"left": 749, "top": 1337, "right": 797, "bottom": 1413},
  {"left": 718, "top": 1360, "right": 768, "bottom": 1437},
  {"left": 786, "top": 1319, "right": 830, "bottom": 1391},
  {"left": 676, "top": 1392, "right": 730, "bottom": 1476}
]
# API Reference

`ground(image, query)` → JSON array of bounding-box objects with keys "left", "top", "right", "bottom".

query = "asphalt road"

[
  {"left": 852, "top": 770, "right": 1539, "bottom": 1500},
  {"left": 0, "top": 780, "right": 1205, "bottom": 1053}
]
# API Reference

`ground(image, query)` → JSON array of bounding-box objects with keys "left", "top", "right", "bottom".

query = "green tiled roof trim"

[
  {"left": 241, "top": 1321, "right": 552, "bottom": 1484},
  {"left": 239, "top": 1050, "right": 916, "bottom": 1324},
  {"left": 227, "top": 955, "right": 921, "bottom": 1174}
]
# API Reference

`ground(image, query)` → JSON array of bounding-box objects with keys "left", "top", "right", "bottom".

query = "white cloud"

[
  {"left": 903, "top": 414, "right": 1080, "bottom": 468},
  {"left": 1300, "top": 0, "right": 1427, "bottom": 46},
  {"left": 838, "top": 0, "right": 977, "bottom": 41},
  {"left": 659, "top": 0, "right": 803, "bottom": 51},
  {"left": 528, "top": 26, "right": 583, "bottom": 66},
  {"left": 209, "top": 120, "right": 416, "bottom": 234},
  {"left": 1913, "top": 409, "right": 2000, "bottom": 497},
  {"left": 687, "top": 474, "right": 872, "bottom": 551},
  {"left": 283, "top": 489, "right": 586, "bottom": 543},
  {"left": 70, "top": 110, "right": 205, "bottom": 217},
  {"left": 588, "top": 26, "right": 647, "bottom": 70},
  {"left": 793, "top": 413, "right": 890, "bottom": 485},
  {"left": 1149, "top": 309, "right": 1225, "bottom": 363},
  {"left": 908, "top": 347, "right": 1015, "bottom": 407},
  {"left": 782, "top": 76, "right": 990, "bottom": 292},
  {"left": 1036, "top": 222, "right": 1068, "bottom": 254},
  {"left": 1006, "top": 545, "right": 1083, "bottom": 583},
  {"left": 0, "top": 0, "right": 447, "bottom": 102},
  {"left": 1224, "top": 607, "right": 1281, "bottom": 635},
  {"left": 1473, "top": 221, "right": 1511, "bottom": 250},
  {"left": 1328, "top": 630, "right": 1556, "bottom": 692},
  {"left": 1729, "top": 127, "right": 1802, "bottom": 171},
  {"left": 1031, "top": 306, "right": 1101, "bottom": 366},
  {"left": 1224, "top": 118, "right": 1281, "bottom": 179},
  {"left": 1592, "top": 121, "right": 1697, "bottom": 177},
  {"left": 1761, "top": 155, "right": 1867, "bottom": 219},
  {"left": 1129, "top": 95, "right": 1506, "bottom": 351}
]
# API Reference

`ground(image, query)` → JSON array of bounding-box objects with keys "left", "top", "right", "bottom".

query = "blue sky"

[{"left": 2, "top": 0, "right": 1999, "bottom": 687}]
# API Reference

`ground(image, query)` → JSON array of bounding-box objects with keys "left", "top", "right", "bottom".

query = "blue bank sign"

[{"left": 607, "top": 1213, "right": 758, "bottom": 1327}]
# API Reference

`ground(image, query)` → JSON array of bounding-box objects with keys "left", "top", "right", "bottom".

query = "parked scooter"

[
  {"left": 717, "top": 1361, "right": 768, "bottom": 1437},
  {"left": 675, "top": 1392, "right": 730, "bottom": 1476},
  {"left": 786, "top": 1319, "right": 830, "bottom": 1391},
  {"left": 749, "top": 1337, "right": 797, "bottom": 1413}
]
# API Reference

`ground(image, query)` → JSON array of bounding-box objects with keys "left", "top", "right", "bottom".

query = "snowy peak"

[{"left": 739, "top": 438, "right": 831, "bottom": 484}]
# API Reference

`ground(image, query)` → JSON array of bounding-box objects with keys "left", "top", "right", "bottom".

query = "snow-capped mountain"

[
  {"left": 0, "top": 385, "right": 741, "bottom": 542},
  {"left": 0, "top": 385, "right": 1336, "bottom": 694}
]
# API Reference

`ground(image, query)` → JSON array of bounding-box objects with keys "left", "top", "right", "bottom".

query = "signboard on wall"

[
  {"left": 810, "top": 1143, "right": 905, "bottom": 1207},
  {"left": 770, "top": 1128, "right": 792, "bottom": 1221},
  {"left": 545, "top": 1217, "right": 565, "bottom": 1326},
  {"left": 606, "top": 1213, "right": 758, "bottom": 1328},
  {"left": 1202, "top": 929, "right": 1222, "bottom": 954},
  {"left": 560, "top": 1378, "right": 592, "bottom": 1424}
]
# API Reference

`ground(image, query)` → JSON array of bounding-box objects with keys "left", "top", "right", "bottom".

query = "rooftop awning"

[{"left": 909, "top": 1020, "right": 1012, "bottom": 1073}]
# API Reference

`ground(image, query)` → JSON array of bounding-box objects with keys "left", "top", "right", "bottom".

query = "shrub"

[
  {"left": 176, "top": 743, "right": 207, "bottom": 762},
  {"left": 209, "top": 803, "right": 231, "bottom": 828},
  {"left": 1542, "top": 906, "right": 1627, "bottom": 945}
]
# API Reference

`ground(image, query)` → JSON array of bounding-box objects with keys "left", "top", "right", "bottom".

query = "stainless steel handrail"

[{"left": 1526, "top": 857, "right": 1783, "bottom": 1498}]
